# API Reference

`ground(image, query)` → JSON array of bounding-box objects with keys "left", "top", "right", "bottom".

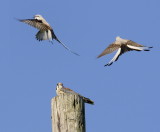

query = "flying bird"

[
  {"left": 97, "top": 36, "right": 153, "bottom": 66},
  {"left": 18, "top": 14, "right": 79, "bottom": 56},
  {"left": 56, "top": 82, "right": 94, "bottom": 105}
]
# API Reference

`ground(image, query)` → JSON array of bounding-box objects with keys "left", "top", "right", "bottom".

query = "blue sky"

[{"left": 1, "top": 0, "right": 160, "bottom": 131}]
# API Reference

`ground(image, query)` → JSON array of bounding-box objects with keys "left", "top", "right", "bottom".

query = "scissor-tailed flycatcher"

[
  {"left": 56, "top": 82, "right": 94, "bottom": 105},
  {"left": 97, "top": 36, "right": 152, "bottom": 66},
  {"left": 18, "top": 14, "right": 79, "bottom": 56}
]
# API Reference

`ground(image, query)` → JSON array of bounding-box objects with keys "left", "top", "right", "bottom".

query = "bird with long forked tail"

[
  {"left": 97, "top": 36, "right": 153, "bottom": 66},
  {"left": 18, "top": 14, "right": 79, "bottom": 56}
]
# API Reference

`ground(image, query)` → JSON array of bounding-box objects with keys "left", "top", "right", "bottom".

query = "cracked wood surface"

[{"left": 51, "top": 94, "right": 86, "bottom": 132}]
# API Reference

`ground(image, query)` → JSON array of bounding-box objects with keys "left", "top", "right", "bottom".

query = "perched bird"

[
  {"left": 56, "top": 82, "right": 94, "bottom": 105},
  {"left": 97, "top": 36, "right": 153, "bottom": 66},
  {"left": 18, "top": 14, "right": 79, "bottom": 56}
]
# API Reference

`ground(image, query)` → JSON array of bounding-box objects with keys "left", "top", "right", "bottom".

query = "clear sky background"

[{"left": 1, "top": 0, "right": 160, "bottom": 132}]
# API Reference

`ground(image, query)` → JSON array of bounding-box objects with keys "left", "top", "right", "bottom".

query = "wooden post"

[{"left": 51, "top": 94, "right": 86, "bottom": 132}]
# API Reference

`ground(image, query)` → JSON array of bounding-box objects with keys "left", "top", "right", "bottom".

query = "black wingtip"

[
  {"left": 144, "top": 46, "right": 153, "bottom": 51},
  {"left": 104, "top": 62, "right": 112, "bottom": 67},
  {"left": 104, "top": 64, "right": 109, "bottom": 67},
  {"left": 97, "top": 55, "right": 101, "bottom": 58}
]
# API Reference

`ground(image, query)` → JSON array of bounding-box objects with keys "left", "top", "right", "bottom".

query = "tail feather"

[
  {"left": 36, "top": 31, "right": 48, "bottom": 41},
  {"left": 127, "top": 45, "right": 152, "bottom": 51},
  {"left": 56, "top": 38, "right": 80, "bottom": 56},
  {"left": 50, "top": 29, "right": 79, "bottom": 56},
  {"left": 82, "top": 97, "right": 94, "bottom": 105}
]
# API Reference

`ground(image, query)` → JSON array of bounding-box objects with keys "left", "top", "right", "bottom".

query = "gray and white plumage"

[
  {"left": 97, "top": 36, "right": 153, "bottom": 66},
  {"left": 56, "top": 83, "right": 94, "bottom": 105},
  {"left": 18, "top": 14, "right": 79, "bottom": 56}
]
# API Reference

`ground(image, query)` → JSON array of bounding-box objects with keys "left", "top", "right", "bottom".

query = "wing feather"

[
  {"left": 19, "top": 19, "right": 50, "bottom": 30},
  {"left": 126, "top": 40, "right": 144, "bottom": 47},
  {"left": 97, "top": 43, "right": 120, "bottom": 58},
  {"left": 105, "top": 48, "right": 121, "bottom": 66}
]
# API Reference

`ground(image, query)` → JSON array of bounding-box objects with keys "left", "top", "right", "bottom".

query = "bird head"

[
  {"left": 34, "top": 14, "right": 43, "bottom": 20},
  {"left": 56, "top": 82, "right": 63, "bottom": 90},
  {"left": 115, "top": 36, "right": 128, "bottom": 44},
  {"left": 116, "top": 36, "right": 121, "bottom": 41}
]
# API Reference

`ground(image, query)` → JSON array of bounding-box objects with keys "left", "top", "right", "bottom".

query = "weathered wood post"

[{"left": 51, "top": 93, "right": 86, "bottom": 132}]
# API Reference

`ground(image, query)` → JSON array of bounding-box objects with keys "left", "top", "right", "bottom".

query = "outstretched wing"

[
  {"left": 105, "top": 44, "right": 135, "bottom": 66},
  {"left": 126, "top": 40, "right": 144, "bottom": 47},
  {"left": 97, "top": 43, "right": 120, "bottom": 58},
  {"left": 18, "top": 19, "right": 50, "bottom": 30},
  {"left": 105, "top": 47, "right": 121, "bottom": 66},
  {"left": 127, "top": 40, "right": 153, "bottom": 50}
]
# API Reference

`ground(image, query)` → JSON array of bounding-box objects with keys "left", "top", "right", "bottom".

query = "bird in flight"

[
  {"left": 18, "top": 14, "right": 79, "bottom": 56},
  {"left": 97, "top": 36, "right": 153, "bottom": 66},
  {"left": 56, "top": 82, "right": 94, "bottom": 105}
]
